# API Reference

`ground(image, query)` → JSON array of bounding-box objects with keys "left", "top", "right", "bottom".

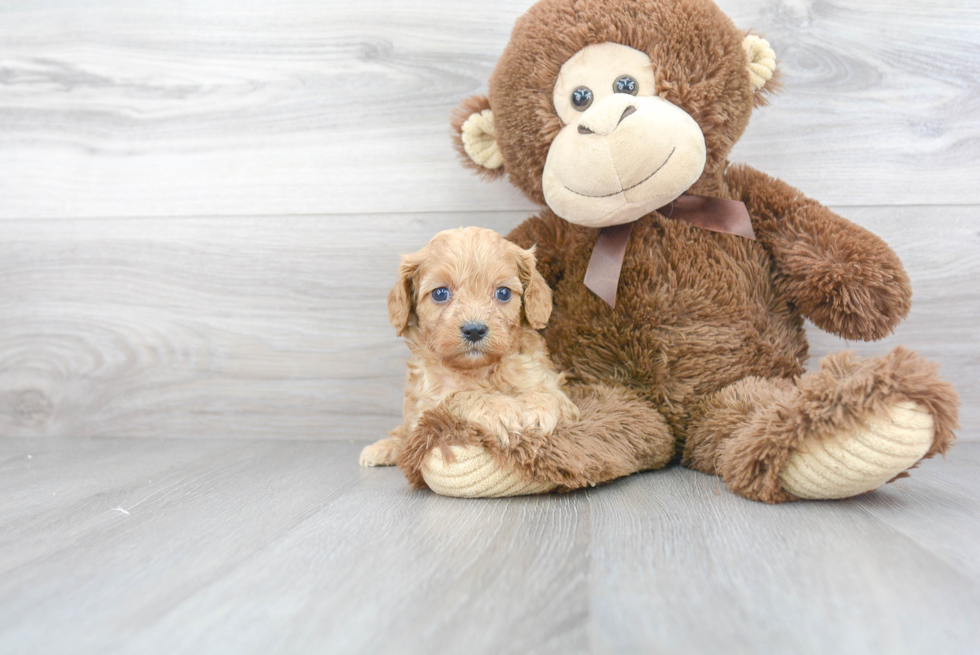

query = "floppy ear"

[
  {"left": 514, "top": 245, "right": 552, "bottom": 330},
  {"left": 388, "top": 254, "right": 420, "bottom": 337},
  {"left": 742, "top": 34, "right": 779, "bottom": 106},
  {"left": 451, "top": 95, "right": 506, "bottom": 180}
]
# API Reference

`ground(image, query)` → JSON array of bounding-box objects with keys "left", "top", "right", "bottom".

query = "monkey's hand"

[
  {"left": 727, "top": 164, "right": 911, "bottom": 341},
  {"left": 397, "top": 405, "right": 557, "bottom": 498}
]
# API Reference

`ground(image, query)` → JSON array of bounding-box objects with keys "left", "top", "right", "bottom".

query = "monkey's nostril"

[
  {"left": 618, "top": 105, "right": 637, "bottom": 125},
  {"left": 461, "top": 322, "right": 488, "bottom": 343},
  {"left": 577, "top": 124, "right": 594, "bottom": 135}
]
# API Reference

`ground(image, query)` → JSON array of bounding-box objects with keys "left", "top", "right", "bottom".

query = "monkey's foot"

[
  {"left": 780, "top": 400, "right": 934, "bottom": 499},
  {"left": 421, "top": 445, "right": 557, "bottom": 498}
]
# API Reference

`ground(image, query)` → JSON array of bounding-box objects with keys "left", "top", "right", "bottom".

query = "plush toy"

[{"left": 398, "top": 0, "right": 959, "bottom": 503}]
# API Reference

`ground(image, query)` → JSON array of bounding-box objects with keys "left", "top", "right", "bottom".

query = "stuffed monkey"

[{"left": 398, "top": 0, "right": 959, "bottom": 503}]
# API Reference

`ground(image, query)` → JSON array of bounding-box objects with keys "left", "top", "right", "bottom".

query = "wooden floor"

[{"left": 1, "top": 438, "right": 978, "bottom": 654}]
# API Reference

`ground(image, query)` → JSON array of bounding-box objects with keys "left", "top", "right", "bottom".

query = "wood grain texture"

[
  {"left": 1, "top": 438, "right": 977, "bottom": 654},
  {"left": 0, "top": 439, "right": 590, "bottom": 655},
  {"left": 587, "top": 445, "right": 980, "bottom": 654},
  {"left": 0, "top": 0, "right": 977, "bottom": 219},
  {"left": 1, "top": 207, "right": 977, "bottom": 441}
]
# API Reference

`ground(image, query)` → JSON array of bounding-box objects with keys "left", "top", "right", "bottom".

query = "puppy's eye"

[
  {"left": 495, "top": 287, "right": 512, "bottom": 302},
  {"left": 571, "top": 86, "right": 593, "bottom": 111},
  {"left": 614, "top": 75, "right": 638, "bottom": 95},
  {"left": 431, "top": 287, "right": 450, "bottom": 303}
]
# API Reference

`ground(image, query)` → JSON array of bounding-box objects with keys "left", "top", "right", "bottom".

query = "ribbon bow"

[{"left": 583, "top": 194, "right": 756, "bottom": 307}]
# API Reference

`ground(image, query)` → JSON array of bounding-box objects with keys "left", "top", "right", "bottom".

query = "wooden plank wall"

[{"left": 1, "top": 0, "right": 977, "bottom": 441}]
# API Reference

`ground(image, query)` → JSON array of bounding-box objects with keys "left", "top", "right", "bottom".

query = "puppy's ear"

[
  {"left": 388, "top": 253, "right": 420, "bottom": 336},
  {"left": 514, "top": 245, "right": 552, "bottom": 330}
]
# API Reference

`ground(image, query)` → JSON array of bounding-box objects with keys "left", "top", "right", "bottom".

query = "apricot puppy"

[{"left": 359, "top": 226, "right": 580, "bottom": 473}]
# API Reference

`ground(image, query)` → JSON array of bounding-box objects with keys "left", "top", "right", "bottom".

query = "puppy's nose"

[{"left": 461, "top": 322, "right": 488, "bottom": 343}]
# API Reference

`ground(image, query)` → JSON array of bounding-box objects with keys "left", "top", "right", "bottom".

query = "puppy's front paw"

[
  {"left": 522, "top": 406, "right": 559, "bottom": 436},
  {"left": 485, "top": 396, "right": 524, "bottom": 446},
  {"left": 520, "top": 392, "right": 578, "bottom": 436},
  {"left": 452, "top": 394, "right": 523, "bottom": 447},
  {"left": 359, "top": 437, "right": 402, "bottom": 467}
]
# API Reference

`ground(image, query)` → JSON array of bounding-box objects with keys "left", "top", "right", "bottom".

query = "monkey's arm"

[
  {"left": 397, "top": 384, "right": 673, "bottom": 496},
  {"left": 726, "top": 164, "right": 911, "bottom": 341}
]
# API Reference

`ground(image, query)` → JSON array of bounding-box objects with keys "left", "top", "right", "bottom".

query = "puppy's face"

[{"left": 388, "top": 227, "right": 552, "bottom": 370}]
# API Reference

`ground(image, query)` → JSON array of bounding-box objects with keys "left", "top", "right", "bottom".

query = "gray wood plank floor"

[{"left": 1, "top": 438, "right": 978, "bottom": 654}]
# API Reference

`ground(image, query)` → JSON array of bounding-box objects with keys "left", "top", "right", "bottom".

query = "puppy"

[{"left": 359, "top": 226, "right": 580, "bottom": 468}]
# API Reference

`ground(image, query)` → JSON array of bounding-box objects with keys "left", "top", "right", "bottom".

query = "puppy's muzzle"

[{"left": 461, "top": 322, "right": 489, "bottom": 343}]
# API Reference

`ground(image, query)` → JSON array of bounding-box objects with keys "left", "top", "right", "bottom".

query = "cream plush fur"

[
  {"left": 542, "top": 43, "right": 706, "bottom": 227},
  {"left": 780, "top": 400, "right": 935, "bottom": 499}
]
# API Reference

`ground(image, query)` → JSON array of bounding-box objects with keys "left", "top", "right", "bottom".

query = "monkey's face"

[
  {"left": 452, "top": 0, "right": 777, "bottom": 228},
  {"left": 543, "top": 43, "right": 706, "bottom": 227}
]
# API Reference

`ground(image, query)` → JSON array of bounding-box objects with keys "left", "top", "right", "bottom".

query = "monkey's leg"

[
  {"left": 683, "top": 347, "right": 959, "bottom": 504},
  {"left": 398, "top": 384, "right": 674, "bottom": 498}
]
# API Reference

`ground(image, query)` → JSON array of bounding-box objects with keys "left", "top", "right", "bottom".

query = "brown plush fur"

[
  {"left": 683, "top": 347, "right": 959, "bottom": 503},
  {"left": 486, "top": 0, "right": 776, "bottom": 205},
  {"left": 507, "top": 205, "right": 810, "bottom": 445},
  {"left": 400, "top": 383, "right": 674, "bottom": 491},
  {"left": 399, "top": 0, "right": 960, "bottom": 501},
  {"left": 726, "top": 165, "right": 912, "bottom": 340}
]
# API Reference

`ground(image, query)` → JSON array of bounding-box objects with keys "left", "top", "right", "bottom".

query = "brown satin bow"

[{"left": 583, "top": 194, "right": 756, "bottom": 307}]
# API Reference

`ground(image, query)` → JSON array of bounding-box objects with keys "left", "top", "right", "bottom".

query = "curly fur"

[{"left": 361, "top": 227, "right": 579, "bottom": 469}]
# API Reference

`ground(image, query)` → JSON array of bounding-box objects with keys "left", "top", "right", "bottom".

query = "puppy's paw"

[
  {"left": 522, "top": 406, "right": 559, "bottom": 436},
  {"left": 520, "top": 392, "right": 578, "bottom": 436},
  {"left": 494, "top": 398, "right": 525, "bottom": 445},
  {"left": 359, "top": 437, "right": 402, "bottom": 467},
  {"left": 454, "top": 394, "right": 523, "bottom": 447}
]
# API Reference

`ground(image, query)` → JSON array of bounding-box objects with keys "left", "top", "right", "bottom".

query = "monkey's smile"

[{"left": 563, "top": 147, "right": 676, "bottom": 198}]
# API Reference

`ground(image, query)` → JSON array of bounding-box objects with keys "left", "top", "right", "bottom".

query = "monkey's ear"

[
  {"left": 451, "top": 95, "right": 506, "bottom": 180},
  {"left": 514, "top": 245, "right": 552, "bottom": 330},
  {"left": 388, "top": 254, "right": 420, "bottom": 337},
  {"left": 742, "top": 35, "right": 778, "bottom": 102}
]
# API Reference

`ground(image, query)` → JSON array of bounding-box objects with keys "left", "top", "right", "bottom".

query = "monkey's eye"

[
  {"left": 571, "top": 86, "right": 593, "bottom": 111},
  {"left": 614, "top": 75, "right": 638, "bottom": 95},
  {"left": 431, "top": 287, "right": 450, "bottom": 303},
  {"left": 495, "top": 287, "right": 512, "bottom": 302}
]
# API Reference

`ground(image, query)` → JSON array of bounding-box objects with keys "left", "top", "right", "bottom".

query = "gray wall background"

[{"left": 1, "top": 0, "right": 977, "bottom": 441}]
